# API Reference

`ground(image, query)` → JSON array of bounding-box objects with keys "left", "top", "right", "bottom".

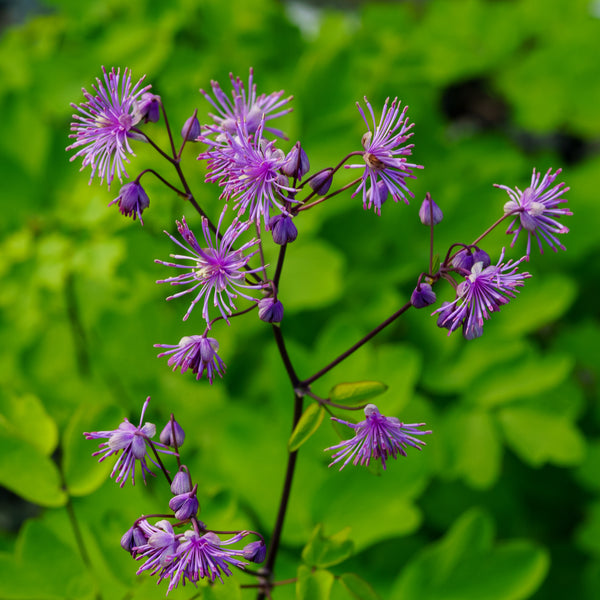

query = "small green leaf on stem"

[
  {"left": 288, "top": 403, "right": 325, "bottom": 452},
  {"left": 329, "top": 381, "right": 388, "bottom": 406}
]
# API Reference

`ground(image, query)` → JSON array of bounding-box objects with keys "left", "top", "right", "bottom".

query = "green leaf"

[
  {"left": 329, "top": 381, "right": 388, "bottom": 406},
  {"left": 498, "top": 406, "right": 586, "bottom": 467},
  {"left": 392, "top": 509, "right": 549, "bottom": 600},
  {"left": 442, "top": 407, "right": 502, "bottom": 489},
  {"left": 339, "top": 573, "right": 382, "bottom": 600},
  {"left": 297, "top": 565, "right": 335, "bottom": 600},
  {"left": 0, "top": 392, "right": 58, "bottom": 455},
  {"left": 302, "top": 524, "right": 354, "bottom": 568},
  {"left": 0, "top": 518, "right": 93, "bottom": 599},
  {"left": 288, "top": 403, "right": 325, "bottom": 452},
  {"left": 0, "top": 426, "right": 66, "bottom": 507}
]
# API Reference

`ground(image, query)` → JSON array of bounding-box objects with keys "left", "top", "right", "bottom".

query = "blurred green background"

[{"left": 0, "top": 0, "right": 599, "bottom": 598}]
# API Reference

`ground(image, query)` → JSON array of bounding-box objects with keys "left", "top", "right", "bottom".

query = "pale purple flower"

[
  {"left": 67, "top": 66, "right": 151, "bottom": 188},
  {"left": 135, "top": 520, "right": 180, "bottom": 583},
  {"left": 155, "top": 335, "right": 226, "bottom": 384},
  {"left": 419, "top": 192, "right": 443, "bottom": 225},
  {"left": 494, "top": 167, "right": 571, "bottom": 258},
  {"left": 156, "top": 213, "right": 263, "bottom": 323},
  {"left": 326, "top": 404, "right": 431, "bottom": 470},
  {"left": 169, "top": 484, "right": 199, "bottom": 521},
  {"left": 200, "top": 68, "right": 292, "bottom": 139},
  {"left": 347, "top": 97, "right": 423, "bottom": 215},
  {"left": 434, "top": 248, "right": 531, "bottom": 339},
  {"left": 199, "top": 118, "right": 296, "bottom": 226},
  {"left": 162, "top": 531, "right": 248, "bottom": 593},
  {"left": 84, "top": 397, "right": 174, "bottom": 487}
]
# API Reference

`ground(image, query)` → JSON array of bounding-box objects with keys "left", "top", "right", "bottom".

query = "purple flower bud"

[
  {"left": 366, "top": 181, "right": 389, "bottom": 210},
  {"left": 258, "top": 297, "right": 284, "bottom": 323},
  {"left": 109, "top": 181, "right": 150, "bottom": 224},
  {"left": 411, "top": 283, "right": 437, "bottom": 308},
  {"left": 436, "top": 301, "right": 461, "bottom": 331},
  {"left": 181, "top": 115, "right": 201, "bottom": 141},
  {"left": 281, "top": 142, "right": 310, "bottom": 180},
  {"left": 160, "top": 418, "right": 185, "bottom": 448},
  {"left": 451, "top": 248, "right": 474, "bottom": 272},
  {"left": 243, "top": 540, "right": 266, "bottom": 563},
  {"left": 134, "top": 92, "right": 161, "bottom": 123},
  {"left": 170, "top": 467, "right": 192, "bottom": 495},
  {"left": 471, "top": 248, "right": 491, "bottom": 269},
  {"left": 419, "top": 192, "right": 443, "bottom": 225},
  {"left": 269, "top": 213, "right": 298, "bottom": 245},
  {"left": 309, "top": 168, "right": 334, "bottom": 195},
  {"left": 169, "top": 485, "right": 199, "bottom": 520},
  {"left": 120, "top": 524, "right": 148, "bottom": 555}
]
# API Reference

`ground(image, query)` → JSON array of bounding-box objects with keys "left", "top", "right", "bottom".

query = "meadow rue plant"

[{"left": 70, "top": 66, "right": 571, "bottom": 598}]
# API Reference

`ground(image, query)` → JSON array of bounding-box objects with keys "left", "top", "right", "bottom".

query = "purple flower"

[
  {"left": 156, "top": 213, "right": 263, "bottom": 323},
  {"left": 181, "top": 115, "right": 201, "bottom": 141},
  {"left": 346, "top": 97, "right": 423, "bottom": 215},
  {"left": 84, "top": 397, "right": 174, "bottom": 487},
  {"left": 257, "top": 297, "right": 284, "bottom": 323},
  {"left": 411, "top": 282, "right": 436, "bottom": 308},
  {"left": 135, "top": 520, "right": 180, "bottom": 583},
  {"left": 121, "top": 524, "right": 148, "bottom": 556},
  {"left": 155, "top": 335, "right": 226, "bottom": 384},
  {"left": 325, "top": 404, "right": 431, "bottom": 470},
  {"left": 67, "top": 66, "right": 151, "bottom": 188},
  {"left": 200, "top": 68, "right": 292, "bottom": 139},
  {"left": 199, "top": 119, "right": 296, "bottom": 226},
  {"left": 269, "top": 213, "right": 298, "bottom": 244},
  {"left": 169, "top": 484, "right": 199, "bottom": 521},
  {"left": 163, "top": 531, "right": 248, "bottom": 593},
  {"left": 243, "top": 540, "right": 266, "bottom": 563},
  {"left": 109, "top": 180, "right": 150, "bottom": 224},
  {"left": 433, "top": 248, "right": 531, "bottom": 339},
  {"left": 134, "top": 92, "right": 161, "bottom": 123},
  {"left": 160, "top": 418, "right": 186, "bottom": 448},
  {"left": 494, "top": 168, "right": 571, "bottom": 258}
]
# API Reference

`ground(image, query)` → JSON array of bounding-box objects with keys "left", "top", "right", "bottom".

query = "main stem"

[{"left": 257, "top": 326, "right": 302, "bottom": 600}]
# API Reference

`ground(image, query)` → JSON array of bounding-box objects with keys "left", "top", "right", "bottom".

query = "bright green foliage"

[
  {"left": 289, "top": 403, "right": 326, "bottom": 452},
  {"left": 329, "top": 381, "right": 388, "bottom": 406},
  {"left": 302, "top": 524, "right": 354, "bottom": 569},
  {"left": 392, "top": 509, "right": 550, "bottom": 600},
  {"left": 0, "top": 0, "right": 597, "bottom": 598}
]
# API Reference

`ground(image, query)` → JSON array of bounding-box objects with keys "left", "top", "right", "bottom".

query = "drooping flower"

[
  {"left": 109, "top": 180, "right": 150, "bottom": 224},
  {"left": 346, "top": 97, "right": 423, "bottom": 215},
  {"left": 161, "top": 531, "right": 248, "bottom": 593},
  {"left": 169, "top": 484, "right": 199, "bottom": 521},
  {"left": 199, "top": 118, "right": 296, "bottom": 226},
  {"left": 494, "top": 167, "right": 571, "bottom": 258},
  {"left": 84, "top": 397, "right": 174, "bottom": 487},
  {"left": 200, "top": 68, "right": 293, "bottom": 139},
  {"left": 411, "top": 282, "right": 437, "bottom": 308},
  {"left": 433, "top": 248, "right": 531, "bottom": 339},
  {"left": 156, "top": 213, "right": 263, "bottom": 323},
  {"left": 155, "top": 335, "right": 226, "bottom": 384},
  {"left": 67, "top": 66, "right": 151, "bottom": 188},
  {"left": 325, "top": 404, "right": 431, "bottom": 470}
]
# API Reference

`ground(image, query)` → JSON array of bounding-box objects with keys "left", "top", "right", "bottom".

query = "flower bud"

[
  {"left": 169, "top": 485, "right": 199, "bottom": 521},
  {"left": 160, "top": 418, "right": 185, "bottom": 448},
  {"left": 366, "top": 181, "right": 389, "bottom": 209},
  {"left": 258, "top": 297, "right": 284, "bottom": 323},
  {"left": 281, "top": 142, "right": 310, "bottom": 180},
  {"left": 170, "top": 467, "right": 192, "bottom": 495},
  {"left": 134, "top": 92, "right": 161, "bottom": 123},
  {"left": 243, "top": 540, "right": 266, "bottom": 563},
  {"left": 181, "top": 115, "right": 201, "bottom": 141},
  {"left": 451, "top": 248, "right": 474, "bottom": 272},
  {"left": 109, "top": 181, "right": 150, "bottom": 224},
  {"left": 120, "top": 524, "right": 147, "bottom": 555},
  {"left": 309, "top": 169, "right": 333, "bottom": 195},
  {"left": 418, "top": 193, "right": 443, "bottom": 225},
  {"left": 436, "top": 301, "right": 460, "bottom": 331},
  {"left": 471, "top": 248, "right": 491, "bottom": 269},
  {"left": 411, "top": 283, "right": 436, "bottom": 308},
  {"left": 269, "top": 213, "right": 298, "bottom": 245}
]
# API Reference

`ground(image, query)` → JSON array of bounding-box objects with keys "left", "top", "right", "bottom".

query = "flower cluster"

[{"left": 87, "top": 401, "right": 265, "bottom": 595}]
